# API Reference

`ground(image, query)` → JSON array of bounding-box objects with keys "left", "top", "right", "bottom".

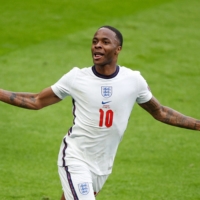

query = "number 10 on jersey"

[{"left": 99, "top": 109, "right": 114, "bottom": 128}]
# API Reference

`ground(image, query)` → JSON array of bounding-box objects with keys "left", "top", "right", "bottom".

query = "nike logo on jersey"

[{"left": 102, "top": 101, "right": 112, "bottom": 104}]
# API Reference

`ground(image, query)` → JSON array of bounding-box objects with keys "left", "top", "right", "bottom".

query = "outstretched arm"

[
  {"left": 139, "top": 96, "right": 200, "bottom": 130},
  {"left": 0, "top": 87, "right": 61, "bottom": 110}
]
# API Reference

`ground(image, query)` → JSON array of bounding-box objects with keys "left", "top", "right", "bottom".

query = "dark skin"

[
  {"left": 91, "top": 27, "right": 122, "bottom": 75},
  {"left": 0, "top": 87, "right": 61, "bottom": 110},
  {"left": 0, "top": 27, "right": 199, "bottom": 200},
  {"left": 140, "top": 96, "right": 200, "bottom": 130}
]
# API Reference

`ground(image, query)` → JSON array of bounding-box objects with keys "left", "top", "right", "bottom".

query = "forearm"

[
  {"left": 0, "top": 89, "right": 39, "bottom": 110},
  {"left": 156, "top": 106, "right": 200, "bottom": 130},
  {"left": 140, "top": 97, "right": 200, "bottom": 131}
]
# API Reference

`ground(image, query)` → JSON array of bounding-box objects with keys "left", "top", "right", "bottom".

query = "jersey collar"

[{"left": 92, "top": 65, "right": 119, "bottom": 79}]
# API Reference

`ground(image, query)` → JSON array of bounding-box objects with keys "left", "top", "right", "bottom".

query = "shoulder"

[
  {"left": 118, "top": 66, "right": 150, "bottom": 87},
  {"left": 62, "top": 66, "right": 92, "bottom": 77},
  {"left": 69, "top": 66, "right": 92, "bottom": 75},
  {"left": 119, "top": 66, "right": 141, "bottom": 77}
]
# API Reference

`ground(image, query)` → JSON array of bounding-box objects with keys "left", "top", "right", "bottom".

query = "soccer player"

[{"left": 0, "top": 26, "right": 199, "bottom": 200}]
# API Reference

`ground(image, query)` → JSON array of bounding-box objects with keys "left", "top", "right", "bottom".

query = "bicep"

[
  {"left": 138, "top": 96, "right": 163, "bottom": 119},
  {"left": 36, "top": 87, "right": 61, "bottom": 109},
  {"left": 139, "top": 96, "right": 187, "bottom": 123}
]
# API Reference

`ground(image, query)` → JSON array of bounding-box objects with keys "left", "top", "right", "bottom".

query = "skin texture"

[
  {"left": 139, "top": 96, "right": 200, "bottom": 130},
  {"left": 60, "top": 193, "right": 65, "bottom": 200},
  {"left": 0, "top": 27, "right": 199, "bottom": 200},
  {"left": 91, "top": 27, "right": 122, "bottom": 75},
  {"left": 0, "top": 87, "right": 61, "bottom": 110}
]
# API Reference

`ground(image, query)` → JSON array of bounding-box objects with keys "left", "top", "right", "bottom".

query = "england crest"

[
  {"left": 101, "top": 86, "right": 112, "bottom": 98},
  {"left": 78, "top": 182, "right": 90, "bottom": 195}
]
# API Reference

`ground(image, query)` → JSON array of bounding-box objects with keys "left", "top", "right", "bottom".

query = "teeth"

[{"left": 94, "top": 53, "right": 103, "bottom": 58}]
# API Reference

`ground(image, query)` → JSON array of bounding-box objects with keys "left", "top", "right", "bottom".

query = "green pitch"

[{"left": 0, "top": 0, "right": 200, "bottom": 199}]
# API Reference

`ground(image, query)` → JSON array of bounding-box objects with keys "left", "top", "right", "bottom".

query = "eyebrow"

[{"left": 93, "top": 37, "right": 110, "bottom": 40}]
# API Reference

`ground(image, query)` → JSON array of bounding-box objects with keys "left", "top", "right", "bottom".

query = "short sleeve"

[
  {"left": 51, "top": 67, "right": 78, "bottom": 99},
  {"left": 136, "top": 73, "right": 152, "bottom": 104}
]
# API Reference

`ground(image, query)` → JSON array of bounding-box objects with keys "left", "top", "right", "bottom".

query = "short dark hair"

[{"left": 99, "top": 25, "right": 123, "bottom": 47}]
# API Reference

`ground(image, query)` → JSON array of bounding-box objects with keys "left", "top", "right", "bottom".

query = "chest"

[{"left": 70, "top": 76, "right": 138, "bottom": 110}]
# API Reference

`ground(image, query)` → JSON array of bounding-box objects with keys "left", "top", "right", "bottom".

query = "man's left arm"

[{"left": 139, "top": 96, "right": 200, "bottom": 131}]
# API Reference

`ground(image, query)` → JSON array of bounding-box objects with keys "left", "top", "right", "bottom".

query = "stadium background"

[{"left": 0, "top": 0, "right": 200, "bottom": 199}]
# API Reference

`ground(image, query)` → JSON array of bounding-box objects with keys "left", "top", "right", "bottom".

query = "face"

[{"left": 91, "top": 28, "right": 122, "bottom": 67}]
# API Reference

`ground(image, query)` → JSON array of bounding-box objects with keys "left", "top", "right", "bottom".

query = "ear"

[{"left": 115, "top": 46, "right": 122, "bottom": 55}]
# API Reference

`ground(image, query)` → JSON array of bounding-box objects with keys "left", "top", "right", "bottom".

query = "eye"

[
  {"left": 92, "top": 39, "right": 97, "bottom": 44},
  {"left": 104, "top": 40, "right": 109, "bottom": 44}
]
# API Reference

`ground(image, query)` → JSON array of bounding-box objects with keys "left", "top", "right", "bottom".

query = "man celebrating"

[{"left": 0, "top": 26, "right": 199, "bottom": 200}]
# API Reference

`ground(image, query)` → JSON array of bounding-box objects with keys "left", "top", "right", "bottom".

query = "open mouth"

[{"left": 94, "top": 52, "right": 104, "bottom": 59}]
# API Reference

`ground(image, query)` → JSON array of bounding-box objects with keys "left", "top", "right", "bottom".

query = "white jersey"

[{"left": 51, "top": 65, "right": 152, "bottom": 175}]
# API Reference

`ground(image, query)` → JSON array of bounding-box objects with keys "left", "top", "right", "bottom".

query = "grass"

[{"left": 0, "top": 0, "right": 200, "bottom": 199}]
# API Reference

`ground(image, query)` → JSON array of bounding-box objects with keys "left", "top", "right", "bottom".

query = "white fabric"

[
  {"left": 58, "top": 165, "right": 108, "bottom": 200},
  {"left": 51, "top": 66, "right": 152, "bottom": 175}
]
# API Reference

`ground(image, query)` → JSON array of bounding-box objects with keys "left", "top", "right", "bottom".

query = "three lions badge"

[{"left": 78, "top": 182, "right": 90, "bottom": 195}]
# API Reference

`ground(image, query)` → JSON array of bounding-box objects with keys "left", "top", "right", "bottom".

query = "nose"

[{"left": 94, "top": 41, "right": 102, "bottom": 49}]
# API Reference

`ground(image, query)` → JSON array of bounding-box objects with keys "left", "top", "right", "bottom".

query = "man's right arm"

[{"left": 0, "top": 87, "right": 61, "bottom": 110}]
